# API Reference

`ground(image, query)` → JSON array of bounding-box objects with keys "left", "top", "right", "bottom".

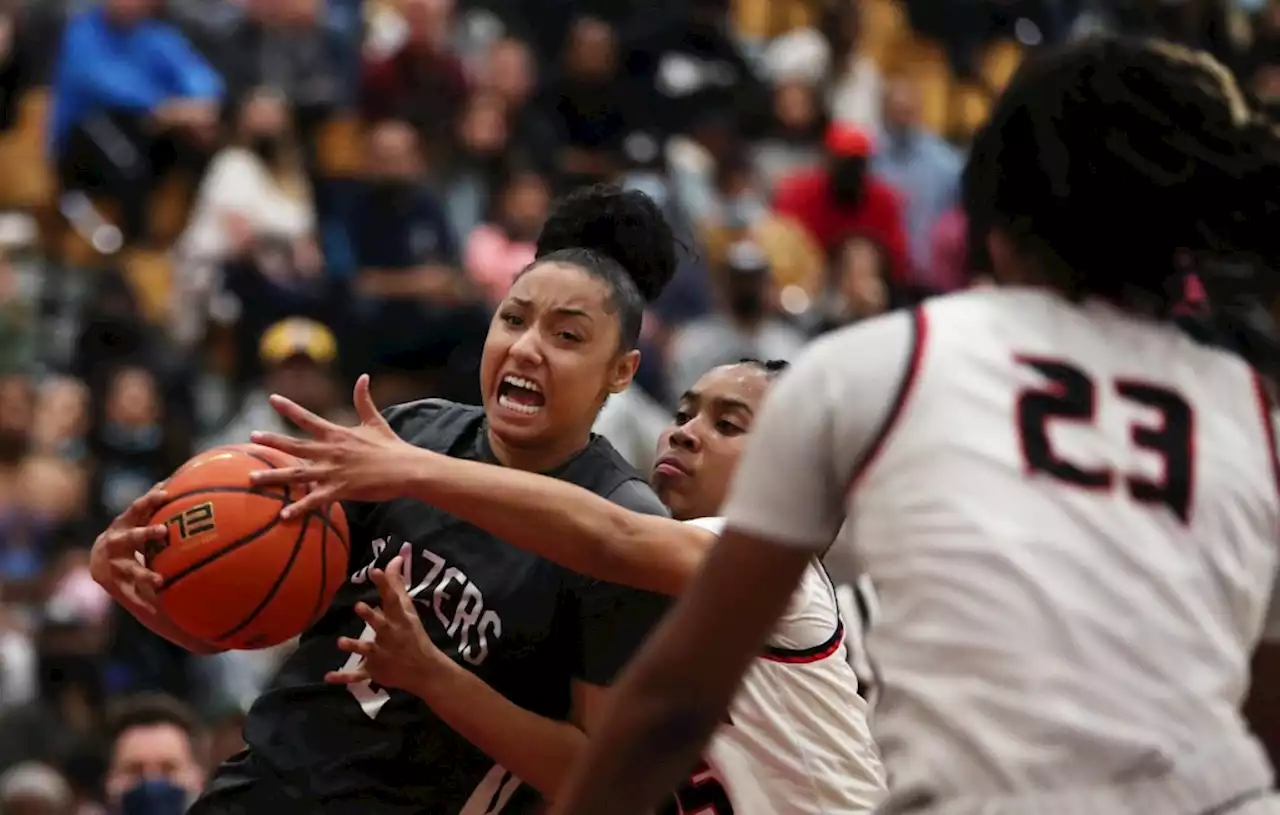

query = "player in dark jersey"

[
  {"left": 88, "top": 185, "right": 679, "bottom": 814},
  {"left": 244, "top": 358, "right": 885, "bottom": 813}
]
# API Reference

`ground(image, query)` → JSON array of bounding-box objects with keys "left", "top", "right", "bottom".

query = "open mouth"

[{"left": 496, "top": 374, "right": 545, "bottom": 415}]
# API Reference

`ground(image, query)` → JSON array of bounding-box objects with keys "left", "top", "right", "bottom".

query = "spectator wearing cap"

[
  {"left": 103, "top": 695, "right": 207, "bottom": 815},
  {"left": 0, "top": 762, "right": 73, "bottom": 815},
  {"left": 201, "top": 317, "right": 349, "bottom": 452},
  {"left": 870, "top": 75, "right": 963, "bottom": 288},
  {"left": 772, "top": 122, "right": 910, "bottom": 279},
  {"left": 665, "top": 240, "right": 807, "bottom": 398}
]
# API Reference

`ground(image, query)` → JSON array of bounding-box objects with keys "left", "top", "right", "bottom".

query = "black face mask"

[
  {"left": 251, "top": 135, "right": 283, "bottom": 163},
  {"left": 0, "top": 429, "right": 28, "bottom": 464},
  {"left": 829, "top": 158, "right": 868, "bottom": 207},
  {"left": 369, "top": 178, "right": 416, "bottom": 208},
  {"left": 727, "top": 278, "right": 766, "bottom": 321},
  {"left": 37, "top": 649, "right": 104, "bottom": 708}
]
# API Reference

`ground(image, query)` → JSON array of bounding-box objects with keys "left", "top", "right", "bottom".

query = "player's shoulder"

[
  {"left": 382, "top": 398, "right": 485, "bottom": 451},
  {"left": 785, "top": 305, "right": 921, "bottom": 391},
  {"left": 559, "top": 434, "right": 669, "bottom": 517}
]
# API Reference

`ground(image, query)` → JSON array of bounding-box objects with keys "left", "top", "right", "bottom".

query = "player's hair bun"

[{"left": 536, "top": 184, "right": 677, "bottom": 302}]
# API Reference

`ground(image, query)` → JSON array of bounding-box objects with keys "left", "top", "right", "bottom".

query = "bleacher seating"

[{"left": 0, "top": 0, "right": 1025, "bottom": 324}]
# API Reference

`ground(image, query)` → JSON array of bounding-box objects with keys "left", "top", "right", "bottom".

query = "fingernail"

[
  {"left": 280, "top": 508, "right": 293, "bottom": 520},
  {"left": 250, "top": 432, "right": 264, "bottom": 441},
  {"left": 152, "top": 526, "right": 167, "bottom": 535}
]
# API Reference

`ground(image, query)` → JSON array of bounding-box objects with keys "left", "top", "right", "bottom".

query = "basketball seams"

[
  {"left": 153, "top": 444, "right": 350, "bottom": 650},
  {"left": 308, "top": 517, "right": 331, "bottom": 629},
  {"left": 157, "top": 505, "right": 286, "bottom": 590},
  {"left": 211, "top": 511, "right": 315, "bottom": 646}
]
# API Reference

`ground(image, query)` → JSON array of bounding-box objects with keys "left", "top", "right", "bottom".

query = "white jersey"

[
  {"left": 680, "top": 518, "right": 886, "bottom": 814},
  {"left": 721, "top": 289, "right": 1280, "bottom": 814}
]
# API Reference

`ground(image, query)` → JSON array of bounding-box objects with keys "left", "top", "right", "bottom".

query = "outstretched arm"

[
  {"left": 252, "top": 375, "right": 713, "bottom": 596},
  {"left": 400, "top": 453, "right": 709, "bottom": 596}
]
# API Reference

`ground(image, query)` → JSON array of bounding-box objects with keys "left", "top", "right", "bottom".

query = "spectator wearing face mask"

[
  {"left": 102, "top": 695, "right": 207, "bottom": 815},
  {"left": 701, "top": 150, "right": 825, "bottom": 304},
  {"left": 540, "top": 16, "right": 636, "bottom": 187},
  {"left": 87, "top": 365, "right": 185, "bottom": 532},
  {"left": 772, "top": 122, "right": 909, "bottom": 279},
  {"left": 347, "top": 120, "right": 489, "bottom": 404},
  {"left": 177, "top": 91, "right": 321, "bottom": 350},
  {"left": 665, "top": 240, "right": 807, "bottom": 398},
  {"left": 0, "top": 602, "right": 108, "bottom": 777}
]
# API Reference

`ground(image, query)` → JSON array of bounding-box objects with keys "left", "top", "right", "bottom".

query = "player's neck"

[{"left": 486, "top": 426, "right": 591, "bottom": 474}]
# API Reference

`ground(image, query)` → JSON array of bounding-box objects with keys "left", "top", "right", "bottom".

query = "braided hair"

[{"left": 964, "top": 37, "right": 1280, "bottom": 372}]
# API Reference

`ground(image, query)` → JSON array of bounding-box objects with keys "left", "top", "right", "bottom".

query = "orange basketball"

[{"left": 145, "top": 443, "right": 349, "bottom": 650}]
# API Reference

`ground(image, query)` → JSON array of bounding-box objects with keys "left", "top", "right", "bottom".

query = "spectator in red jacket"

[{"left": 772, "top": 123, "right": 910, "bottom": 279}]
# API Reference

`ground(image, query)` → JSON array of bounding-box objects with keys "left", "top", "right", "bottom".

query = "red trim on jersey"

[
  {"left": 1252, "top": 371, "right": 1280, "bottom": 500},
  {"left": 761, "top": 621, "right": 845, "bottom": 664},
  {"left": 846, "top": 306, "right": 930, "bottom": 493}
]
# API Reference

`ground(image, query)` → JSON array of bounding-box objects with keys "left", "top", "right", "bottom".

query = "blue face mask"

[{"left": 119, "top": 778, "right": 191, "bottom": 815}]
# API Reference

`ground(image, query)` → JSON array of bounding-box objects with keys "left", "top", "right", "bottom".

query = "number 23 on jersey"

[{"left": 1015, "top": 356, "right": 1194, "bottom": 523}]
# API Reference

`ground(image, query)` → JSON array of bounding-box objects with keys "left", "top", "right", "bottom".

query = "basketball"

[{"left": 144, "top": 443, "right": 349, "bottom": 650}]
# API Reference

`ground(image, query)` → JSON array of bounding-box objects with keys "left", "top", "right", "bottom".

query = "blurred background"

[{"left": 0, "top": 0, "right": 1271, "bottom": 812}]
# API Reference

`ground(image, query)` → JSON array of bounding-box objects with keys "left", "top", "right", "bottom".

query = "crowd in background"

[{"left": 0, "top": 0, "right": 1275, "bottom": 813}]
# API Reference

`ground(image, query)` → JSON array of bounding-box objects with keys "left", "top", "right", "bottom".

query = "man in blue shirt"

[
  {"left": 51, "top": 0, "right": 223, "bottom": 245},
  {"left": 346, "top": 120, "right": 490, "bottom": 404}
]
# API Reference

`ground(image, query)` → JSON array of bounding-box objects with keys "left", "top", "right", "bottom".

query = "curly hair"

[{"left": 529, "top": 184, "right": 677, "bottom": 349}]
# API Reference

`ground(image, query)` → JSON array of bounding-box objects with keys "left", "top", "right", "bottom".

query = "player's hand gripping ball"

[{"left": 144, "top": 444, "right": 349, "bottom": 650}]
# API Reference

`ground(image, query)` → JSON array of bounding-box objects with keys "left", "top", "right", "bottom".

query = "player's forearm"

[
  {"left": 113, "top": 593, "right": 223, "bottom": 654},
  {"left": 402, "top": 449, "right": 699, "bottom": 595},
  {"left": 408, "top": 655, "right": 585, "bottom": 799}
]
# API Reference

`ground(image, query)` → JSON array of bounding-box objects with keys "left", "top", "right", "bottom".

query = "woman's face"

[
  {"left": 774, "top": 81, "right": 818, "bottom": 134},
  {"left": 459, "top": 94, "right": 509, "bottom": 156},
  {"left": 500, "top": 174, "right": 551, "bottom": 239},
  {"left": 241, "top": 96, "right": 287, "bottom": 140},
  {"left": 564, "top": 18, "right": 616, "bottom": 80},
  {"left": 104, "top": 368, "right": 161, "bottom": 428},
  {"left": 838, "top": 237, "right": 888, "bottom": 317},
  {"left": 480, "top": 262, "right": 639, "bottom": 451},
  {"left": 651, "top": 364, "right": 772, "bottom": 520}
]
